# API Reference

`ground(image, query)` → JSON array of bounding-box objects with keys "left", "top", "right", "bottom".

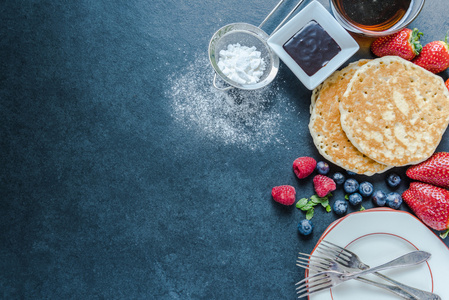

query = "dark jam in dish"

[
  {"left": 333, "top": 0, "right": 411, "bottom": 31},
  {"left": 283, "top": 20, "right": 341, "bottom": 76}
]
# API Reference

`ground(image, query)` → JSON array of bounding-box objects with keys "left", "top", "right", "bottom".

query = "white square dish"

[{"left": 267, "top": 0, "right": 359, "bottom": 90}]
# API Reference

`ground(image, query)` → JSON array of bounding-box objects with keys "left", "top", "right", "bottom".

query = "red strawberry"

[
  {"left": 413, "top": 33, "right": 449, "bottom": 73},
  {"left": 402, "top": 182, "right": 449, "bottom": 231},
  {"left": 371, "top": 28, "right": 423, "bottom": 61},
  {"left": 272, "top": 185, "right": 296, "bottom": 205},
  {"left": 313, "top": 175, "right": 336, "bottom": 198},
  {"left": 293, "top": 156, "right": 317, "bottom": 179},
  {"left": 406, "top": 152, "right": 449, "bottom": 189},
  {"left": 445, "top": 78, "right": 449, "bottom": 91}
]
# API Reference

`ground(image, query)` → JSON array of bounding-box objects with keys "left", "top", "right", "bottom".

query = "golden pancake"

[
  {"left": 309, "top": 60, "right": 392, "bottom": 175},
  {"left": 340, "top": 56, "right": 449, "bottom": 166}
]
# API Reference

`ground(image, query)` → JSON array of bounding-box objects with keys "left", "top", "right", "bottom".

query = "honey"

[{"left": 332, "top": 0, "right": 412, "bottom": 31}]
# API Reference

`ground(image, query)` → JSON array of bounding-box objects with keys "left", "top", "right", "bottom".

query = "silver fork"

[
  {"left": 297, "top": 253, "right": 419, "bottom": 299},
  {"left": 317, "top": 240, "right": 441, "bottom": 300},
  {"left": 295, "top": 250, "right": 430, "bottom": 298}
]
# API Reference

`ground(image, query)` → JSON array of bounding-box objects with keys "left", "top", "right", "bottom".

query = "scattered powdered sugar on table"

[{"left": 166, "top": 54, "right": 299, "bottom": 151}]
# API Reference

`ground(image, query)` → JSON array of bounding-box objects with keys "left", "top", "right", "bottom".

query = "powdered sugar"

[
  {"left": 217, "top": 43, "right": 266, "bottom": 85},
  {"left": 166, "top": 54, "right": 299, "bottom": 151}
]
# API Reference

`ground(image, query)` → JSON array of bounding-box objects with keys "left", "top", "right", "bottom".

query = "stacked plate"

[{"left": 308, "top": 208, "right": 449, "bottom": 299}]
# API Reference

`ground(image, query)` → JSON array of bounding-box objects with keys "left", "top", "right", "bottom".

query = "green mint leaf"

[
  {"left": 326, "top": 204, "right": 332, "bottom": 212},
  {"left": 301, "top": 202, "right": 315, "bottom": 211},
  {"left": 311, "top": 194, "right": 331, "bottom": 204},
  {"left": 310, "top": 195, "right": 322, "bottom": 204},
  {"left": 296, "top": 198, "right": 309, "bottom": 209},
  {"left": 345, "top": 194, "right": 349, "bottom": 200},
  {"left": 440, "top": 229, "right": 449, "bottom": 239},
  {"left": 306, "top": 208, "right": 314, "bottom": 220},
  {"left": 320, "top": 199, "right": 329, "bottom": 208},
  {"left": 360, "top": 205, "right": 365, "bottom": 211}
]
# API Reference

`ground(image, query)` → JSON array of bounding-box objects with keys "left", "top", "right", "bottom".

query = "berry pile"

[
  {"left": 403, "top": 152, "right": 449, "bottom": 238},
  {"left": 371, "top": 28, "right": 449, "bottom": 74},
  {"left": 271, "top": 156, "right": 408, "bottom": 236}
]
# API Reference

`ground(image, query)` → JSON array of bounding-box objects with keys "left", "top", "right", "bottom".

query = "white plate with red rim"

[{"left": 306, "top": 208, "right": 449, "bottom": 300}]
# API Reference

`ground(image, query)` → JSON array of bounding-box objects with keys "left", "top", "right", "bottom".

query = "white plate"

[
  {"left": 307, "top": 208, "right": 449, "bottom": 300},
  {"left": 267, "top": 1, "right": 359, "bottom": 90}
]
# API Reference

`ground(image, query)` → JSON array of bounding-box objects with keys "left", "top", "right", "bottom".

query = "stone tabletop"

[{"left": 1, "top": 0, "right": 449, "bottom": 299}]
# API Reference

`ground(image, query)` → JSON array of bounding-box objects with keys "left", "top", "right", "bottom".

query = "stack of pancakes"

[{"left": 309, "top": 56, "right": 449, "bottom": 176}]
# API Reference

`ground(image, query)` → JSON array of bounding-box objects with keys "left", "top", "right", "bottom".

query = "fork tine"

[
  {"left": 297, "top": 252, "right": 336, "bottom": 264},
  {"left": 297, "top": 252, "right": 331, "bottom": 261},
  {"left": 316, "top": 244, "right": 352, "bottom": 260},
  {"left": 296, "top": 275, "right": 333, "bottom": 298},
  {"left": 297, "top": 283, "right": 334, "bottom": 299},
  {"left": 296, "top": 258, "right": 329, "bottom": 268},
  {"left": 295, "top": 272, "right": 327, "bottom": 286},
  {"left": 318, "top": 240, "right": 352, "bottom": 255},
  {"left": 315, "top": 247, "right": 350, "bottom": 263},
  {"left": 320, "top": 240, "right": 353, "bottom": 257},
  {"left": 295, "top": 274, "right": 331, "bottom": 292},
  {"left": 296, "top": 254, "right": 332, "bottom": 269},
  {"left": 295, "top": 261, "right": 328, "bottom": 272},
  {"left": 321, "top": 240, "right": 345, "bottom": 250}
]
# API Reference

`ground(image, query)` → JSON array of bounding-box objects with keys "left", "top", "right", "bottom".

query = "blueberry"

[
  {"left": 316, "top": 161, "right": 330, "bottom": 175},
  {"left": 386, "top": 173, "right": 402, "bottom": 188},
  {"left": 348, "top": 193, "right": 363, "bottom": 205},
  {"left": 386, "top": 192, "right": 403, "bottom": 209},
  {"left": 372, "top": 190, "right": 387, "bottom": 206},
  {"left": 297, "top": 219, "right": 313, "bottom": 236},
  {"left": 344, "top": 178, "right": 359, "bottom": 194},
  {"left": 333, "top": 199, "right": 348, "bottom": 215},
  {"left": 332, "top": 172, "right": 345, "bottom": 185},
  {"left": 346, "top": 170, "right": 357, "bottom": 176},
  {"left": 359, "top": 181, "right": 374, "bottom": 197}
]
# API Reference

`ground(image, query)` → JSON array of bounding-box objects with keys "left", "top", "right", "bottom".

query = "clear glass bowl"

[
  {"left": 329, "top": 0, "right": 426, "bottom": 37},
  {"left": 208, "top": 23, "right": 279, "bottom": 90}
]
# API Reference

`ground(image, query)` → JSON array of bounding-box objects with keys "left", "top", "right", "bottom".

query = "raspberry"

[
  {"left": 313, "top": 175, "right": 336, "bottom": 198},
  {"left": 293, "top": 157, "right": 317, "bottom": 179},
  {"left": 271, "top": 185, "right": 296, "bottom": 205}
]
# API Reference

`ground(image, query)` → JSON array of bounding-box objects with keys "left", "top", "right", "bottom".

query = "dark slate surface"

[{"left": 1, "top": 0, "right": 449, "bottom": 299}]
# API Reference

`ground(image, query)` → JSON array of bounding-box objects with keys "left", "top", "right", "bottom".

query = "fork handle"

[
  {"left": 356, "top": 277, "right": 418, "bottom": 300},
  {"left": 342, "top": 251, "right": 431, "bottom": 280},
  {"left": 374, "top": 272, "right": 441, "bottom": 300}
]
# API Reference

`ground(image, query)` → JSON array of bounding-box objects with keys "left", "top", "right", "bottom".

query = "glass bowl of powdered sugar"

[{"left": 208, "top": 23, "right": 279, "bottom": 91}]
